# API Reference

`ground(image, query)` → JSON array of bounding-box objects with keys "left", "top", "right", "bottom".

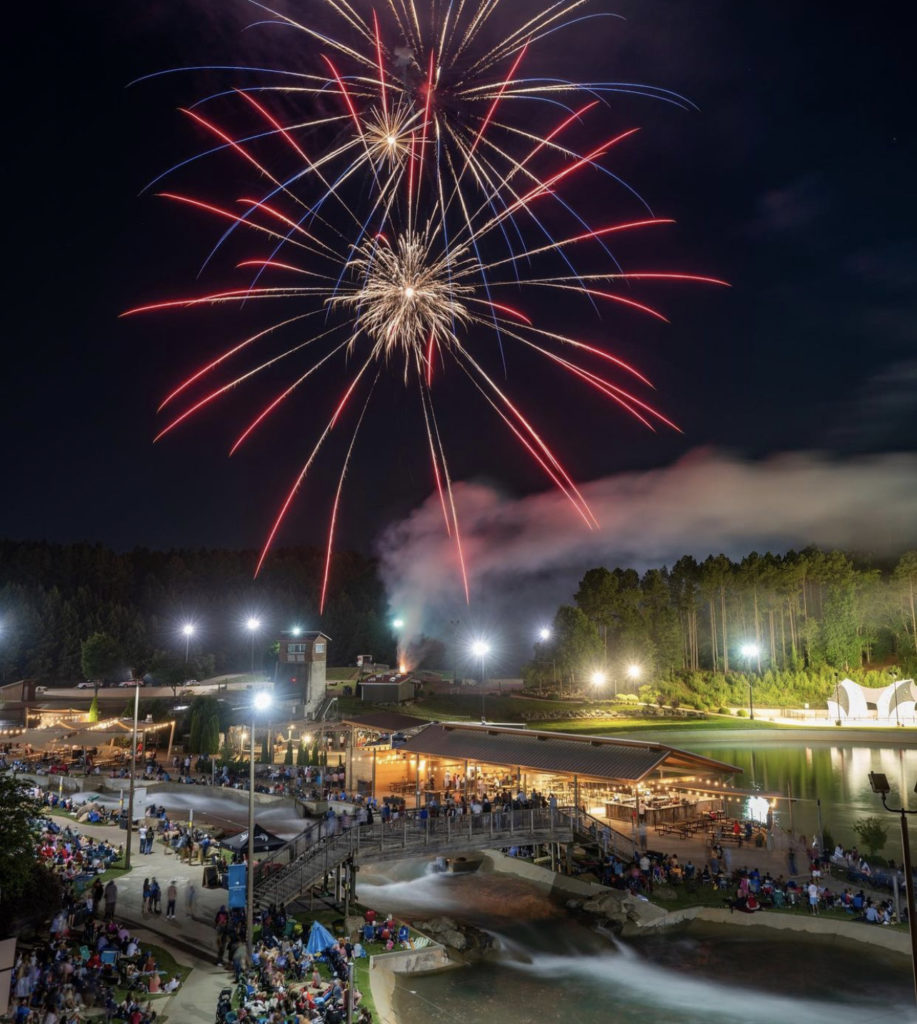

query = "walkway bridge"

[{"left": 253, "top": 807, "right": 577, "bottom": 909}]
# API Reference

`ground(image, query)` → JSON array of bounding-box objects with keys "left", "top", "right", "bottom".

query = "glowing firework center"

[{"left": 333, "top": 231, "right": 474, "bottom": 371}]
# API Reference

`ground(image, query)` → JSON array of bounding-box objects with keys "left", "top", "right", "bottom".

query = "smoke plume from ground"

[{"left": 377, "top": 449, "right": 917, "bottom": 674}]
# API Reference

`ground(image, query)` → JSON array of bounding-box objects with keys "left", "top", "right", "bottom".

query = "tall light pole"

[
  {"left": 247, "top": 690, "right": 273, "bottom": 953},
  {"left": 124, "top": 682, "right": 141, "bottom": 870},
  {"left": 538, "top": 627, "right": 556, "bottom": 691},
  {"left": 868, "top": 773, "right": 917, "bottom": 1007},
  {"left": 471, "top": 640, "right": 490, "bottom": 720},
  {"left": 246, "top": 617, "right": 261, "bottom": 675},
  {"left": 182, "top": 622, "right": 195, "bottom": 664},
  {"left": 625, "top": 663, "right": 642, "bottom": 697},
  {"left": 740, "top": 643, "right": 759, "bottom": 719}
]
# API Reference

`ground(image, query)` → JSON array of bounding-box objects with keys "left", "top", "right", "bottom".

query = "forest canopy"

[
  {"left": 527, "top": 548, "right": 917, "bottom": 707},
  {"left": 0, "top": 540, "right": 392, "bottom": 683}
]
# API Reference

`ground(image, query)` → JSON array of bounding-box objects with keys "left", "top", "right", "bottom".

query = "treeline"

[
  {"left": 0, "top": 540, "right": 393, "bottom": 683},
  {"left": 527, "top": 548, "right": 917, "bottom": 697}
]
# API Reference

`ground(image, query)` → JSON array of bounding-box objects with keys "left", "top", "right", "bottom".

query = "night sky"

[{"left": 3, "top": 1, "right": 914, "bottom": 560}]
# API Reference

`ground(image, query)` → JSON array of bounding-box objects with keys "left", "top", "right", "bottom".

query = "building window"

[
  {"left": 287, "top": 643, "right": 306, "bottom": 655},
  {"left": 314, "top": 643, "right": 325, "bottom": 654}
]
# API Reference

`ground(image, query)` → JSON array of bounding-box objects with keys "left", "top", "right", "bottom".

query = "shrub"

[{"left": 853, "top": 817, "right": 888, "bottom": 857}]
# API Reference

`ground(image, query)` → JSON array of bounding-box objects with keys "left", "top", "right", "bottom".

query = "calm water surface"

[{"left": 681, "top": 737, "right": 917, "bottom": 859}]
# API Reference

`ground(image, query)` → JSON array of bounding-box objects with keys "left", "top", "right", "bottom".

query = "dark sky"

[{"left": 3, "top": 1, "right": 914, "bottom": 557}]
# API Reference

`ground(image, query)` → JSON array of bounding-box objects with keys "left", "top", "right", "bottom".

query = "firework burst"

[{"left": 126, "top": 0, "right": 727, "bottom": 608}]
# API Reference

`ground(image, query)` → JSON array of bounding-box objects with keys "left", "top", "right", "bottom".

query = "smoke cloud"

[{"left": 376, "top": 449, "right": 917, "bottom": 672}]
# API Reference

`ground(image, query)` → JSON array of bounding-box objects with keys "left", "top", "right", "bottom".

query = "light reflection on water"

[{"left": 680, "top": 740, "right": 917, "bottom": 858}]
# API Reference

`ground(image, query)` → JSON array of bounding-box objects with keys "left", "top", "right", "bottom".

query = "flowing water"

[
  {"left": 359, "top": 734, "right": 917, "bottom": 1024},
  {"left": 359, "top": 862, "right": 916, "bottom": 1024}
]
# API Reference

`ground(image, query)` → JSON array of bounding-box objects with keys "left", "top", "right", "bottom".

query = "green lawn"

[
  {"left": 534, "top": 715, "right": 788, "bottom": 735},
  {"left": 91, "top": 941, "right": 192, "bottom": 1010},
  {"left": 647, "top": 881, "right": 909, "bottom": 933}
]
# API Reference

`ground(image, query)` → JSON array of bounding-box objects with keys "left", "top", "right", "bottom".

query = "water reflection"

[{"left": 682, "top": 740, "right": 917, "bottom": 858}]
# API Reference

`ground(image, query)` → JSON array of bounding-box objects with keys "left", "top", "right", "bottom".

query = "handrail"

[
  {"left": 254, "top": 805, "right": 577, "bottom": 907},
  {"left": 568, "top": 807, "right": 637, "bottom": 859}
]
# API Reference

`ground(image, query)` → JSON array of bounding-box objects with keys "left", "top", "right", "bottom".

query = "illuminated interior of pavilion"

[{"left": 342, "top": 716, "right": 743, "bottom": 827}]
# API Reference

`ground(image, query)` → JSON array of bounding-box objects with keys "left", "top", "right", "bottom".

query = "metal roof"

[
  {"left": 341, "top": 711, "right": 430, "bottom": 733},
  {"left": 398, "top": 722, "right": 740, "bottom": 783}
]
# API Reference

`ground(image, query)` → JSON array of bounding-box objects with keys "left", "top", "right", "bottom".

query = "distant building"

[
  {"left": 276, "top": 631, "right": 331, "bottom": 718},
  {"left": 360, "top": 678, "right": 416, "bottom": 704}
]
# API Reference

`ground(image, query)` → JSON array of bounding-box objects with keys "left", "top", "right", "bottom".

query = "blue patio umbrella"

[{"left": 306, "top": 920, "right": 336, "bottom": 954}]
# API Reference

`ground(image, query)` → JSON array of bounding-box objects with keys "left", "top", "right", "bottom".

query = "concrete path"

[{"left": 53, "top": 815, "right": 245, "bottom": 1019}]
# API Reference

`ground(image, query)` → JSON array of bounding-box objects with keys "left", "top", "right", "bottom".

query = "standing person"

[
  {"left": 142, "top": 879, "right": 151, "bottom": 915},
  {"left": 214, "top": 906, "right": 230, "bottom": 965},
  {"left": 138, "top": 824, "right": 148, "bottom": 855},
  {"left": 166, "top": 880, "right": 177, "bottom": 920},
  {"left": 91, "top": 879, "right": 104, "bottom": 919},
  {"left": 150, "top": 878, "right": 162, "bottom": 914},
  {"left": 185, "top": 882, "right": 197, "bottom": 919},
  {"left": 807, "top": 880, "right": 819, "bottom": 915},
  {"left": 103, "top": 880, "right": 117, "bottom": 921}
]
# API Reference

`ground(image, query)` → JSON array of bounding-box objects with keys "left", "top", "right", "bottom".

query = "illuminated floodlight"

[
  {"left": 182, "top": 623, "right": 195, "bottom": 638},
  {"left": 392, "top": 618, "right": 405, "bottom": 630},
  {"left": 253, "top": 691, "right": 273, "bottom": 713},
  {"left": 246, "top": 617, "right": 261, "bottom": 632},
  {"left": 626, "top": 664, "right": 642, "bottom": 680},
  {"left": 538, "top": 628, "right": 551, "bottom": 641},
  {"left": 471, "top": 640, "right": 490, "bottom": 658},
  {"left": 590, "top": 671, "right": 607, "bottom": 687},
  {"left": 740, "top": 643, "right": 760, "bottom": 659}
]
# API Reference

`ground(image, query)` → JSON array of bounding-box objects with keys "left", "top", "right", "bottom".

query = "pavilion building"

[{"left": 340, "top": 717, "right": 741, "bottom": 827}]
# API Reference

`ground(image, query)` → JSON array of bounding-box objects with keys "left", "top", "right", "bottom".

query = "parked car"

[
  {"left": 118, "top": 679, "right": 144, "bottom": 687},
  {"left": 76, "top": 681, "right": 94, "bottom": 689},
  {"left": 184, "top": 678, "right": 199, "bottom": 686}
]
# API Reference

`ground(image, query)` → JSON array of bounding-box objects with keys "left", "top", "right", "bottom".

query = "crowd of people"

[
  {"left": 593, "top": 835, "right": 909, "bottom": 925},
  {"left": 7, "top": 820, "right": 182, "bottom": 1024},
  {"left": 32, "top": 813, "right": 122, "bottom": 884},
  {"left": 211, "top": 904, "right": 375, "bottom": 1024}
]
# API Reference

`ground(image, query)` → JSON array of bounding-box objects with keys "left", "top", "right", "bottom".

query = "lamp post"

[
  {"left": 246, "top": 617, "right": 261, "bottom": 675},
  {"left": 538, "top": 628, "right": 556, "bottom": 691},
  {"left": 867, "top": 772, "right": 917, "bottom": 1007},
  {"left": 124, "top": 682, "right": 141, "bottom": 870},
  {"left": 625, "top": 663, "right": 642, "bottom": 690},
  {"left": 590, "top": 670, "right": 606, "bottom": 694},
  {"left": 471, "top": 640, "right": 490, "bottom": 720},
  {"left": 247, "top": 690, "right": 273, "bottom": 953},
  {"left": 182, "top": 623, "right": 195, "bottom": 664},
  {"left": 740, "top": 643, "right": 759, "bottom": 719}
]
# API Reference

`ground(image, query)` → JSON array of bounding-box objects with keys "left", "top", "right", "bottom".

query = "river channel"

[
  {"left": 360, "top": 861, "right": 915, "bottom": 1024},
  {"left": 360, "top": 734, "right": 917, "bottom": 1024}
]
